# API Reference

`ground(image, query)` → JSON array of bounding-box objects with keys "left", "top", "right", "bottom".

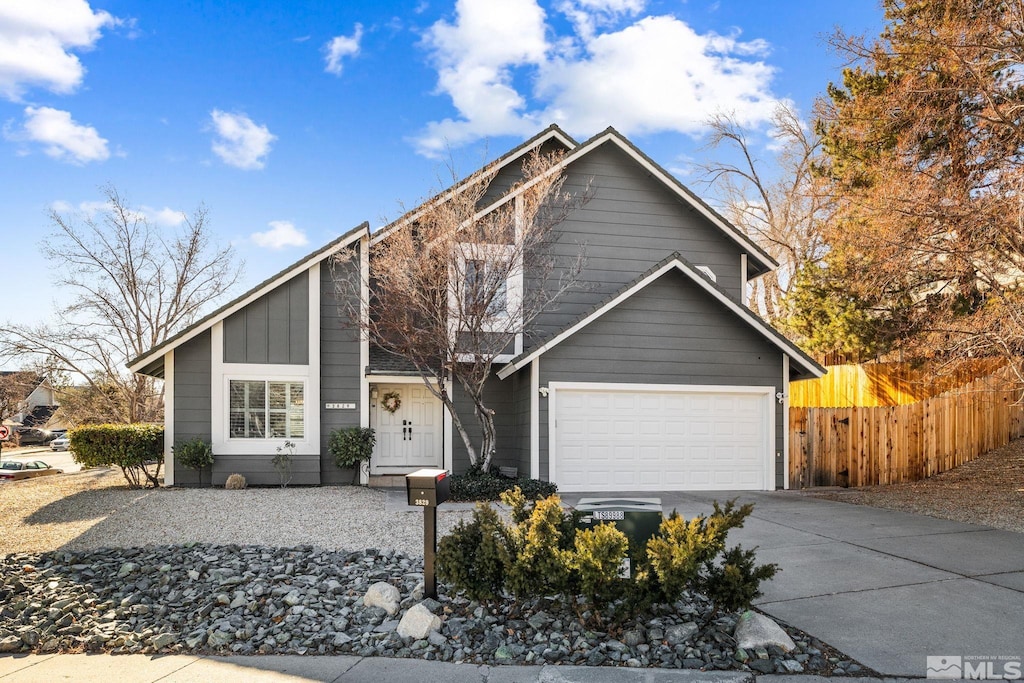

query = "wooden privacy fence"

[
  {"left": 789, "top": 365, "right": 1024, "bottom": 488},
  {"left": 789, "top": 358, "right": 1005, "bottom": 408}
]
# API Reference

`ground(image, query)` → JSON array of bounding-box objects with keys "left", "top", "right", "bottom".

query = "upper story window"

[
  {"left": 229, "top": 380, "right": 305, "bottom": 439},
  {"left": 465, "top": 258, "right": 508, "bottom": 317}
]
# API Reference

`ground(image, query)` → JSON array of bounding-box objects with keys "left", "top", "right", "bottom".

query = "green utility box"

[{"left": 575, "top": 498, "right": 663, "bottom": 579}]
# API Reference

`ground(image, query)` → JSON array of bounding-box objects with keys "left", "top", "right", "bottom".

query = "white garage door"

[{"left": 553, "top": 385, "right": 772, "bottom": 492}]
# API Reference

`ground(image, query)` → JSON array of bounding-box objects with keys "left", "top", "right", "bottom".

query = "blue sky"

[{"left": 0, "top": 0, "right": 882, "bottom": 329}]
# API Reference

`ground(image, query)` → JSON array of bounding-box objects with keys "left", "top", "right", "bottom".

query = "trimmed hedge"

[
  {"left": 448, "top": 470, "right": 557, "bottom": 502},
  {"left": 71, "top": 423, "right": 164, "bottom": 488}
]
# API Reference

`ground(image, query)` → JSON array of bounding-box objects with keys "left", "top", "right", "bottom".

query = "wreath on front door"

[{"left": 381, "top": 390, "right": 402, "bottom": 414}]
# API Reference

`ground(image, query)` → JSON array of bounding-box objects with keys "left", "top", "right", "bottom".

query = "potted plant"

[
  {"left": 175, "top": 437, "right": 214, "bottom": 486},
  {"left": 328, "top": 427, "right": 375, "bottom": 484}
]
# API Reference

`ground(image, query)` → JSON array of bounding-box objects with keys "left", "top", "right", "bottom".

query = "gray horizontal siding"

[
  {"left": 212, "top": 455, "right": 319, "bottom": 487},
  {"left": 172, "top": 331, "right": 211, "bottom": 487},
  {"left": 512, "top": 365, "right": 532, "bottom": 478},
  {"left": 224, "top": 271, "right": 309, "bottom": 365},
  {"left": 320, "top": 248, "right": 363, "bottom": 484},
  {"left": 452, "top": 374, "right": 517, "bottom": 474},
  {"left": 528, "top": 142, "right": 745, "bottom": 347},
  {"left": 537, "top": 269, "right": 785, "bottom": 488}
]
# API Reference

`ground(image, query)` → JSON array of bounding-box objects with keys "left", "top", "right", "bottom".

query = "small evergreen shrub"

[
  {"left": 565, "top": 523, "right": 629, "bottom": 609},
  {"left": 175, "top": 437, "right": 214, "bottom": 486},
  {"left": 436, "top": 503, "right": 510, "bottom": 603},
  {"left": 699, "top": 545, "right": 779, "bottom": 614},
  {"left": 644, "top": 500, "right": 753, "bottom": 603},
  {"left": 71, "top": 424, "right": 164, "bottom": 489},
  {"left": 503, "top": 494, "right": 571, "bottom": 597},
  {"left": 328, "top": 427, "right": 375, "bottom": 484},
  {"left": 224, "top": 473, "right": 247, "bottom": 490},
  {"left": 448, "top": 470, "right": 556, "bottom": 501}
]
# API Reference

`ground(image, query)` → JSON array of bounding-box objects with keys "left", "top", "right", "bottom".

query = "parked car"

[
  {"left": 15, "top": 428, "right": 56, "bottom": 446},
  {"left": 50, "top": 436, "right": 70, "bottom": 451},
  {"left": 0, "top": 460, "right": 63, "bottom": 481}
]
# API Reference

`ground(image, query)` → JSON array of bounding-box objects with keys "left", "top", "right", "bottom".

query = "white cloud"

[
  {"left": 209, "top": 110, "right": 275, "bottom": 170},
  {"left": 6, "top": 106, "right": 109, "bottom": 164},
  {"left": 0, "top": 0, "right": 118, "bottom": 100},
  {"left": 414, "top": 0, "right": 781, "bottom": 155},
  {"left": 324, "top": 24, "right": 363, "bottom": 75},
  {"left": 50, "top": 199, "right": 186, "bottom": 226},
  {"left": 251, "top": 221, "right": 309, "bottom": 250}
]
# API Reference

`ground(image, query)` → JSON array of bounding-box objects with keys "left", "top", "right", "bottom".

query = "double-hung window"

[{"left": 229, "top": 380, "right": 305, "bottom": 439}]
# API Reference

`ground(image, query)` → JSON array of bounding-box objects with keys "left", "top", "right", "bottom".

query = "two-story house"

[{"left": 128, "top": 126, "right": 824, "bottom": 491}]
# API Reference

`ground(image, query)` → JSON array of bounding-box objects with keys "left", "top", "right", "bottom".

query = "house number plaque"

[{"left": 324, "top": 402, "right": 356, "bottom": 410}]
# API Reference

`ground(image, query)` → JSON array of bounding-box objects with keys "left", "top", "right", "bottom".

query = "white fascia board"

[
  {"left": 128, "top": 226, "right": 367, "bottom": 374},
  {"left": 497, "top": 258, "right": 825, "bottom": 380},
  {"left": 473, "top": 131, "right": 777, "bottom": 274},
  {"left": 370, "top": 128, "right": 577, "bottom": 247}
]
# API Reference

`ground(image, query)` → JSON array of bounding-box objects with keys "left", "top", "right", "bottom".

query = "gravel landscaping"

[
  {"left": 805, "top": 438, "right": 1024, "bottom": 533},
  {"left": 0, "top": 544, "right": 869, "bottom": 675},
  {"left": 0, "top": 469, "right": 472, "bottom": 556},
  {"left": 0, "top": 467, "right": 879, "bottom": 673}
]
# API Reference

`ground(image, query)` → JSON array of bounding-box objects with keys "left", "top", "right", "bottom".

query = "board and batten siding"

[
  {"left": 537, "top": 269, "right": 786, "bottom": 488},
  {"left": 529, "top": 142, "right": 747, "bottom": 347},
  {"left": 320, "top": 248, "right": 363, "bottom": 484},
  {"left": 223, "top": 271, "right": 309, "bottom": 365},
  {"left": 172, "top": 330, "right": 212, "bottom": 486}
]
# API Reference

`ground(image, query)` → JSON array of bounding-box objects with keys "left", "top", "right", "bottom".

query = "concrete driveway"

[{"left": 561, "top": 491, "right": 1024, "bottom": 677}]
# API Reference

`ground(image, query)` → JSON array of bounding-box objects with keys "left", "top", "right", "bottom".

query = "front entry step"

[{"left": 368, "top": 474, "right": 407, "bottom": 488}]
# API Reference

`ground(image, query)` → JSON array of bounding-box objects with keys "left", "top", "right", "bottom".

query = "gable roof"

[
  {"left": 474, "top": 127, "right": 777, "bottom": 278},
  {"left": 128, "top": 222, "right": 370, "bottom": 377},
  {"left": 370, "top": 124, "right": 578, "bottom": 246},
  {"left": 496, "top": 251, "right": 824, "bottom": 381}
]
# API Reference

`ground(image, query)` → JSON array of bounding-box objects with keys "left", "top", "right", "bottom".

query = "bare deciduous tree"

[
  {"left": 696, "top": 103, "right": 832, "bottom": 322},
  {"left": 335, "top": 150, "right": 587, "bottom": 472},
  {"left": 0, "top": 186, "right": 242, "bottom": 424},
  {"left": 0, "top": 371, "right": 37, "bottom": 459}
]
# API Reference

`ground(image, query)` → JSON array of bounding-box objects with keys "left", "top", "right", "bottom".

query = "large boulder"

[
  {"left": 364, "top": 582, "right": 401, "bottom": 616},
  {"left": 734, "top": 610, "right": 796, "bottom": 652},
  {"left": 397, "top": 603, "right": 442, "bottom": 640}
]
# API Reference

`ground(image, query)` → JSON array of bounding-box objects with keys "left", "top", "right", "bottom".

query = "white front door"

[{"left": 371, "top": 383, "right": 443, "bottom": 471}]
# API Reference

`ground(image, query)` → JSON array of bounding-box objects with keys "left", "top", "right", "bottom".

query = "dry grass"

[{"left": 806, "top": 438, "right": 1024, "bottom": 532}]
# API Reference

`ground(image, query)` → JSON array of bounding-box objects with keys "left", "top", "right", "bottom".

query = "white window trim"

[
  {"left": 163, "top": 350, "right": 175, "bottom": 486},
  {"left": 451, "top": 243, "right": 523, "bottom": 335},
  {"left": 546, "top": 382, "right": 776, "bottom": 492},
  {"left": 226, "top": 377, "right": 308, "bottom": 442},
  {"left": 210, "top": 319, "right": 318, "bottom": 457}
]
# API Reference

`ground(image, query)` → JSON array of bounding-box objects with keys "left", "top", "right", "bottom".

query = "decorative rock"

[
  {"left": 734, "top": 611, "right": 796, "bottom": 653},
  {"left": 398, "top": 604, "right": 442, "bottom": 640},
  {"left": 781, "top": 659, "right": 804, "bottom": 673},
  {"left": 0, "top": 636, "right": 23, "bottom": 652},
  {"left": 665, "top": 622, "right": 699, "bottom": 645},
  {"left": 364, "top": 582, "right": 401, "bottom": 616},
  {"left": 151, "top": 633, "right": 177, "bottom": 650},
  {"left": 622, "top": 630, "right": 645, "bottom": 647},
  {"left": 208, "top": 630, "right": 234, "bottom": 647}
]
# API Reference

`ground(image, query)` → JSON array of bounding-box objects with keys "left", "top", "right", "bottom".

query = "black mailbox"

[{"left": 406, "top": 468, "right": 450, "bottom": 507}]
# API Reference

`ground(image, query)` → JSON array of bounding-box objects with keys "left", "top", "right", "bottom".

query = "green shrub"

[
  {"left": 175, "top": 437, "right": 214, "bottom": 486},
  {"left": 503, "top": 494, "right": 571, "bottom": 597},
  {"left": 328, "top": 427, "right": 375, "bottom": 484},
  {"left": 436, "top": 503, "right": 510, "bottom": 603},
  {"left": 565, "top": 523, "right": 629, "bottom": 609},
  {"left": 700, "top": 545, "right": 779, "bottom": 614},
  {"left": 448, "top": 470, "right": 556, "bottom": 501},
  {"left": 71, "top": 423, "right": 164, "bottom": 488},
  {"left": 644, "top": 499, "right": 754, "bottom": 603}
]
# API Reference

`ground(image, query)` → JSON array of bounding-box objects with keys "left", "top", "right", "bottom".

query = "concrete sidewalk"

[{"left": 0, "top": 654, "right": 926, "bottom": 683}]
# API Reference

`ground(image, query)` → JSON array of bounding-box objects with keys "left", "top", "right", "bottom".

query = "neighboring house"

[
  {"left": 0, "top": 372, "right": 59, "bottom": 427},
  {"left": 128, "top": 126, "right": 825, "bottom": 491}
]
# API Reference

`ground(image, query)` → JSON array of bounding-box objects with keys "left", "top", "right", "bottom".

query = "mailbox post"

[{"left": 405, "top": 468, "right": 450, "bottom": 599}]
